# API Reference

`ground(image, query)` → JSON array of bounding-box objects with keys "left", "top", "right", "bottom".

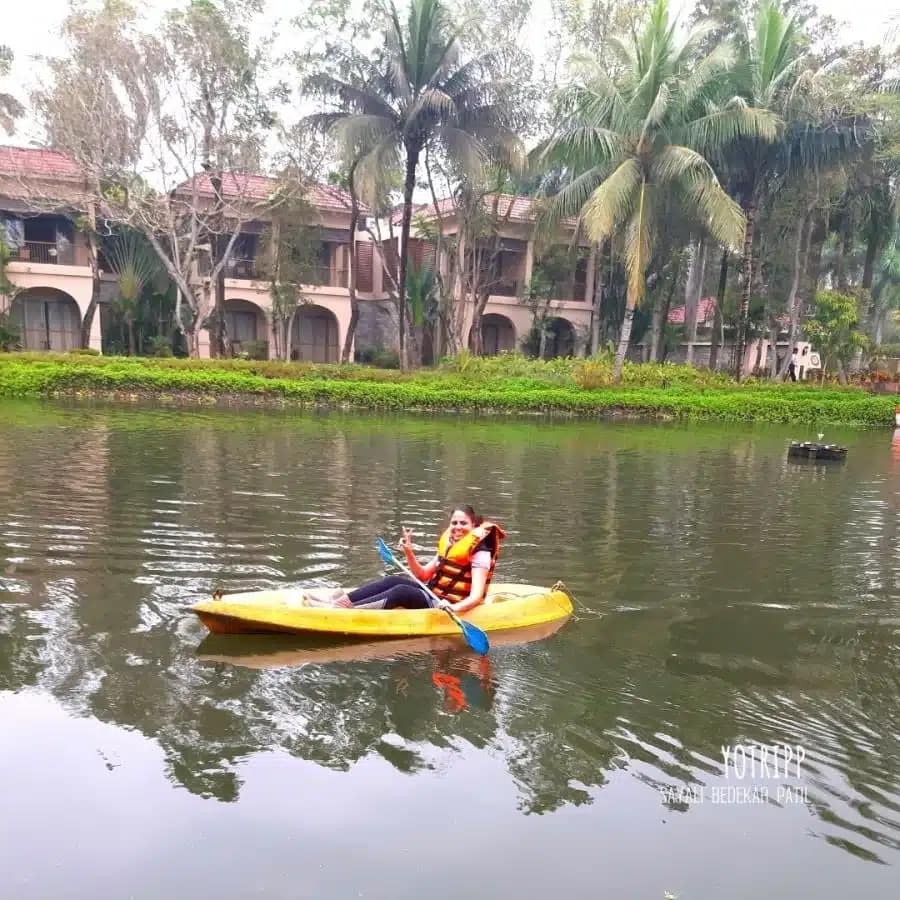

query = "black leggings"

[{"left": 348, "top": 575, "right": 433, "bottom": 609}]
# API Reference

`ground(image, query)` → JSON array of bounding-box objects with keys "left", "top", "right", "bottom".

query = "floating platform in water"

[{"left": 788, "top": 441, "right": 847, "bottom": 462}]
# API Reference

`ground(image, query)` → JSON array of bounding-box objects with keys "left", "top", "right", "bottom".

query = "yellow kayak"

[{"left": 192, "top": 582, "right": 573, "bottom": 638}]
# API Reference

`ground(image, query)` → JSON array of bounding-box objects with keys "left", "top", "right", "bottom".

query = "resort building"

[{"left": 1, "top": 145, "right": 599, "bottom": 360}]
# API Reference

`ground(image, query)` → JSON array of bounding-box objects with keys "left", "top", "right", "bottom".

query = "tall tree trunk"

[
  {"left": 862, "top": 229, "right": 879, "bottom": 293},
  {"left": 285, "top": 309, "right": 298, "bottom": 361},
  {"left": 836, "top": 222, "right": 852, "bottom": 293},
  {"left": 213, "top": 229, "right": 227, "bottom": 357},
  {"left": 127, "top": 318, "right": 136, "bottom": 356},
  {"left": 649, "top": 298, "right": 664, "bottom": 362},
  {"left": 397, "top": 146, "right": 419, "bottom": 371},
  {"left": 779, "top": 214, "right": 810, "bottom": 380},
  {"left": 78, "top": 205, "right": 102, "bottom": 350},
  {"left": 735, "top": 201, "right": 756, "bottom": 380},
  {"left": 767, "top": 320, "right": 778, "bottom": 378},
  {"left": 650, "top": 256, "right": 681, "bottom": 362},
  {"left": 341, "top": 167, "right": 361, "bottom": 365},
  {"left": 709, "top": 248, "right": 728, "bottom": 371},
  {"left": 684, "top": 236, "right": 707, "bottom": 366},
  {"left": 590, "top": 242, "right": 604, "bottom": 355},
  {"left": 852, "top": 229, "right": 881, "bottom": 369},
  {"left": 874, "top": 309, "right": 885, "bottom": 346},
  {"left": 613, "top": 301, "right": 635, "bottom": 379}
]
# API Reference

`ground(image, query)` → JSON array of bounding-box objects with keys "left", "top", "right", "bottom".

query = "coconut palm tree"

[
  {"left": 536, "top": 0, "right": 776, "bottom": 380},
  {"left": 728, "top": 0, "right": 806, "bottom": 377},
  {"left": 305, "top": 0, "right": 521, "bottom": 368}
]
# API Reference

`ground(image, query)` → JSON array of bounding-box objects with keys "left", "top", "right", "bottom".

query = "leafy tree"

[
  {"left": 0, "top": 45, "right": 23, "bottom": 134},
  {"left": 305, "top": 0, "right": 522, "bottom": 368},
  {"left": 804, "top": 289, "right": 867, "bottom": 382},
  {"left": 535, "top": 0, "right": 774, "bottom": 380}
]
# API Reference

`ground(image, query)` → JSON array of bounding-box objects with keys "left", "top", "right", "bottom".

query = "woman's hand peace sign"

[{"left": 398, "top": 527, "right": 414, "bottom": 551}]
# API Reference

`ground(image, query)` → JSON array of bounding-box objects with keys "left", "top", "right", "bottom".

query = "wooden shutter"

[{"left": 356, "top": 241, "right": 373, "bottom": 292}]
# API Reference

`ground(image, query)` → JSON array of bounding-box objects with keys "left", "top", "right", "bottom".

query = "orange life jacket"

[{"left": 428, "top": 522, "right": 506, "bottom": 604}]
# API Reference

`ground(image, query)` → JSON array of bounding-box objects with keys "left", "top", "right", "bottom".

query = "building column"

[
  {"left": 524, "top": 239, "right": 535, "bottom": 289},
  {"left": 584, "top": 246, "right": 596, "bottom": 303}
]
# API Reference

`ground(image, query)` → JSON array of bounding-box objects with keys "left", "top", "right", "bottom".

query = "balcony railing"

[
  {"left": 9, "top": 241, "right": 75, "bottom": 266},
  {"left": 301, "top": 266, "right": 348, "bottom": 288},
  {"left": 225, "top": 257, "right": 260, "bottom": 280},
  {"left": 490, "top": 278, "right": 519, "bottom": 297},
  {"left": 546, "top": 281, "right": 588, "bottom": 302}
]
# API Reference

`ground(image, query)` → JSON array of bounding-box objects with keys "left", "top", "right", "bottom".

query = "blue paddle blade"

[
  {"left": 459, "top": 619, "right": 490, "bottom": 655},
  {"left": 376, "top": 536, "right": 395, "bottom": 567}
]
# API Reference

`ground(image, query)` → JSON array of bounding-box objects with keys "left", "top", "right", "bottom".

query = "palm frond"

[
  {"left": 678, "top": 103, "right": 780, "bottom": 155},
  {"left": 624, "top": 179, "right": 653, "bottom": 307},
  {"left": 538, "top": 166, "right": 610, "bottom": 234},
  {"left": 303, "top": 73, "right": 397, "bottom": 119},
  {"left": 534, "top": 124, "right": 624, "bottom": 174},
  {"left": 434, "top": 125, "right": 487, "bottom": 179},
  {"left": 331, "top": 114, "right": 400, "bottom": 153},
  {"left": 583, "top": 157, "right": 643, "bottom": 242},
  {"left": 681, "top": 175, "right": 745, "bottom": 248},
  {"left": 651, "top": 144, "right": 714, "bottom": 184}
]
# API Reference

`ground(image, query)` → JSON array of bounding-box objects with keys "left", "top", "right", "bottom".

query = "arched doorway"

[
  {"left": 544, "top": 317, "right": 575, "bottom": 358},
  {"left": 482, "top": 314, "right": 516, "bottom": 355},
  {"left": 291, "top": 305, "right": 340, "bottom": 363},
  {"left": 225, "top": 299, "right": 267, "bottom": 358},
  {"left": 10, "top": 288, "right": 81, "bottom": 351}
]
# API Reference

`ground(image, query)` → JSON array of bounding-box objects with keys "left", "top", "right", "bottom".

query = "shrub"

[
  {"left": 572, "top": 360, "right": 612, "bottom": 389},
  {"left": 356, "top": 346, "right": 401, "bottom": 369},
  {"left": 146, "top": 336, "right": 174, "bottom": 358},
  {"left": 238, "top": 340, "right": 269, "bottom": 361},
  {"left": 0, "top": 312, "right": 20, "bottom": 352},
  {"left": 67, "top": 347, "right": 101, "bottom": 356}
]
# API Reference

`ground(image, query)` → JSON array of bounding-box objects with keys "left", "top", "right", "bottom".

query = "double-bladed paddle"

[{"left": 376, "top": 536, "right": 490, "bottom": 655}]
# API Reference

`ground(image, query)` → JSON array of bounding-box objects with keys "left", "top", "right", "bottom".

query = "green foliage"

[
  {"left": 406, "top": 263, "right": 436, "bottom": 329},
  {"left": 804, "top": 290, "right": 868, "bottom": 371},
  {"left": 146, "top": 335, "right": 174, "bottom": 358},
  {"left": 67, "top": 348, "right": 100, "bottom": 356},
  {"left": 0, "top": 353, "right": 892, "bottom": 426},
  {"left": 0, "top": 312, "right": 20, "bottom": 352},
  {"left": 355, "top": 347, "right": 401, "bottom": 369},
  {"left": 236, "top": 340, "right": 269, "bottom": 361}
]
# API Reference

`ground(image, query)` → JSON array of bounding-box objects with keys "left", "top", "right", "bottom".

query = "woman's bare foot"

[{"left": 329, "top": 589, "right": 352, "bottom": 608}]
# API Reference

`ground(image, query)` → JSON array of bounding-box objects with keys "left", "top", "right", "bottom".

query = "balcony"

[
  {"left": 225, "top": 257, "right": 260, "bottom": 280},
  {"left": 9, "top": 241, "right": 76, "bottom": 266},
  {"left": 301, "top": 266, "right": 348, "bottom": 288},
  {"left": 491, "top": 278, "right": 519, "bottom": 297}
]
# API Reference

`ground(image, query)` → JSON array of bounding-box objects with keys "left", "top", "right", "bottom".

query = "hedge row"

[{"left": 1, "top": 355, "right": 896, "bottom": 426}]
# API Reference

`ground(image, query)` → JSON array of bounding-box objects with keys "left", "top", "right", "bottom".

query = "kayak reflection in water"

[{"left": 331, "top": 505, "right": 506, "bottom": 612}]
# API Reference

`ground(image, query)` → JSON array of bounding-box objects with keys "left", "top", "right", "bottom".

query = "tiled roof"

[
  {"left": 395, "top": 193, "right": 577, "bottom": 227},
  {"left": 0, "top": 145, "right": 84, "bottom": 181},
  {"left": 668, "top": 297, "right": 718, "bottom": 326},
  {"left": 182, "top": 173, "right": 365, "bottom": 214}
]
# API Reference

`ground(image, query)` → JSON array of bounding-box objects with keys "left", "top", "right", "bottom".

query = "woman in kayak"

[{"left": 332, "top": 506, "right": 505, "bottom": 612}]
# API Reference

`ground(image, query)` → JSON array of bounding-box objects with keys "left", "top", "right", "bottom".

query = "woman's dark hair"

[{"left": 450, "top": 505, "right": 483, "bottom": 526}]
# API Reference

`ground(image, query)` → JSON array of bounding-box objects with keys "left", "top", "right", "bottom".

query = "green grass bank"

[{"left": 0, "top": 352, "right": 896, "bottom": 427}]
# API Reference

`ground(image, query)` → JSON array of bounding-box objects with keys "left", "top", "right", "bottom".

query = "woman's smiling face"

[{"left": 448, "top": 509, "right": 475, "bottom": 543}]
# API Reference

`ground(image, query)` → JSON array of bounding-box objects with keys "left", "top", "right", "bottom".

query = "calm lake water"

[{"left": 1, "top": 400, "right": 898, "bottom": 899}]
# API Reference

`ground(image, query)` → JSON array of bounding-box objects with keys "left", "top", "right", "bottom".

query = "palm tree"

[
  {"left": 536, "top": 0, "right": 776, "bottom": 380},
  {"left": 728, "top": 0, "right": 805, "bottom": 377},
  {"left": 306, "top": 0, "right": 521, "bottom": 368}
]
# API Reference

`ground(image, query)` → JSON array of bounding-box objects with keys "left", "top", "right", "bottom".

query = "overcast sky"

[{"left": 2, "top": 0, "right": 895, "bottom": 147}]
